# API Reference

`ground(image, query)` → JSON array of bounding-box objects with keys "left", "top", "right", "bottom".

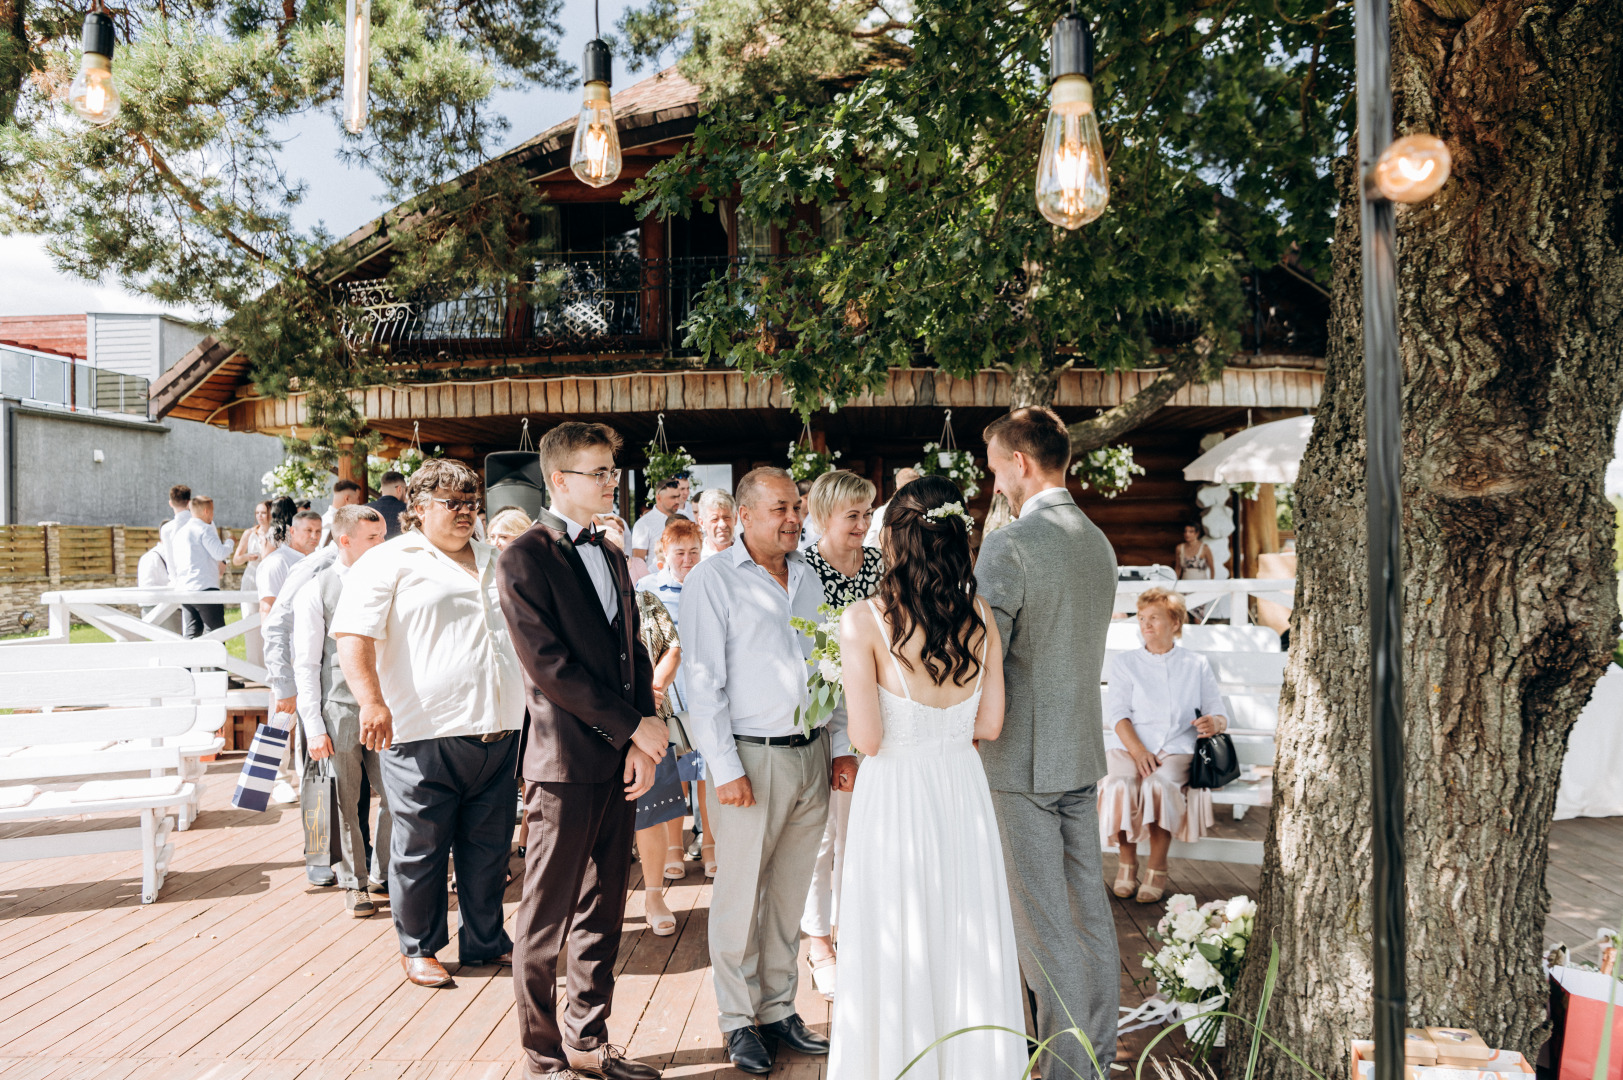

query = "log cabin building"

[{"left": 151, "top": 67, "right": 1326, "bottom": 570}]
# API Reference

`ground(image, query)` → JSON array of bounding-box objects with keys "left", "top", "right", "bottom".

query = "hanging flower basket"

[
  {"left": 787, "top": 423, "right": 839, "bottom": 482},
  {"left": 644, "top": 413, "right": 697, "bottom": 505},
  {"left": 913, "top": 411, "right": 983, "bottom": 499},
  {"left": 261, "top": 457, "right": 330, "bottom": 499},
  {"left": 1071, "top": 445, "right": 1145, "bottom": 498}
]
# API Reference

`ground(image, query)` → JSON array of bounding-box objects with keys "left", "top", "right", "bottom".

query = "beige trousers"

[{"left": 705, "top": 736, "right": 831, "bottom": 1033}]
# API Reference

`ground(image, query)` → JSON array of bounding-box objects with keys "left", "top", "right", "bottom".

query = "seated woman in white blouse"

[{"left": 1100, "top": 587, "right": 1228, "bottom": 904}]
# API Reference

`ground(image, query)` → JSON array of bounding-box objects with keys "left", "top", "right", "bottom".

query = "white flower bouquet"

[
  {"left": 914, "top": 442, "right": 983, "bottom": 499},
  {"left": 789, "top": 602, "right": 846, "bottom": 736},
  {"left": 262, "top": 457, "right": 330, "bottom": 499},
  {"left": 1071, "top": 444, "right": 1145, "bottom": 498},
  {"left": 788, "top": 442, "right": 840, "bottom": 482},
  {"left": 1142, "top": 893, "right": 1256, "bottom": 1053}
]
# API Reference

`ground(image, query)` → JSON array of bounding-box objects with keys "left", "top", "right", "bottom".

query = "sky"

[{"left": 0, "top": 1, "right": 646, "bottom": 320}]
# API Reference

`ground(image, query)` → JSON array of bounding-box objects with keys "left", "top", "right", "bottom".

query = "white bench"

[
  {"left": 0, "top": 640, "right": 231, "bottom": 902},
  {"left": 1100, "top": 647, "right": 1286, "bottom": 866}
]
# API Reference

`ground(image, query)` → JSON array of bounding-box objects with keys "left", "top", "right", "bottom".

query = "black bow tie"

[{"left": 574, "top": 528, "right": 602, "bottom": 547}]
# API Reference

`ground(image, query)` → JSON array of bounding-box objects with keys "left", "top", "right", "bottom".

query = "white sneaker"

[{"left": 270, "top": 781, "right": 299, "bottom": 805}]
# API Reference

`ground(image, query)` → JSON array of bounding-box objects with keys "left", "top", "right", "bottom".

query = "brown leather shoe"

[
  {"left": 565, "top": 1042, "right": 660, "bottom": 1079},
  {"left": 400, "top": 954, "right": 454, "bottom": 987}
]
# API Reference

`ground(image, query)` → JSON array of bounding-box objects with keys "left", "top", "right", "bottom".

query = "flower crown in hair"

[{"left": 924, "top": 502, "right": 974, "bottom": 531}]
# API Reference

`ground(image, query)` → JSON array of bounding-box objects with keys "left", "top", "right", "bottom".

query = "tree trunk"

[
  {"left": 0, "top": 0, "right": 26, "bottom": 123},
  {"left": 1236, "top": 2, "right": 1623, "bottom": 1076}
]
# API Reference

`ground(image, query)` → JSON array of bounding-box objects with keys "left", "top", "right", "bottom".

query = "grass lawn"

[{"left": 2, "top": 607, "right": 248, "bottom": 660}]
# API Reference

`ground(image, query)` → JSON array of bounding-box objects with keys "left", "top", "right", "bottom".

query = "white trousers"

[{"left": 800, "top": 786, "right": 852, "bottom": 938}]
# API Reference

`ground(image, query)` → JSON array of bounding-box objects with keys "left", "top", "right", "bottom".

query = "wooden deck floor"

[{"left": 0, "top": 758, "right": 1617, "bottom": 1080}]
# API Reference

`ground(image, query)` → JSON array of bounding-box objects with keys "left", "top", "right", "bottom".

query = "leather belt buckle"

[{"left": 478, "top": 730, "right": 513, "bottom": 743}]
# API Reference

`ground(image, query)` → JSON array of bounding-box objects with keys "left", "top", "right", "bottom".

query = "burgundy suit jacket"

[{"left": 496, "top": 510, "right": 657, "bottom": 784}]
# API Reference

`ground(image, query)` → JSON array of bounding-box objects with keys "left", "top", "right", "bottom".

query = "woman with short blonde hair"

[{"left": 486, "top": 507, "right": 532, "bottom": 549}]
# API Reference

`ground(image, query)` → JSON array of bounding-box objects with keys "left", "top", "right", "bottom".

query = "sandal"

[
  {"left": 809, "top": 952, "right": 837, "bottom": 1000},
  {"left": 1112, "top": 861, "right": 1139, "bottom": 899},
  {"left": 1136, "top": 867, "right": 1169, "bottom": 905},
  {"left": 701, "top": 843, "right": 717, "bottom": 879},
  {"left": 645, "top": 889, "right": 676, "bottom": 936},
  {"left": 663, "top": 845, "right": 687, "bottom": 882}
]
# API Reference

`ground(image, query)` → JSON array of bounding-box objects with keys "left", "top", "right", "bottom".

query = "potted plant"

[
  {"left": 644, "top": 413, "right": 697, "bottom": 505},
  {"left": 1071, "top": 444, "right": 1145, "bottom": 498},
  {"left": 788, "top": 425, "right": 840, "bottom": 482},
  {"left": 913, "top": 410, "right": 984, "bottom": 498}
]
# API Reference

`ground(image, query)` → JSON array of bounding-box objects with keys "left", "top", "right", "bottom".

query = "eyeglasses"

[
  {"left": 559, "top": 468, "right": 623, "bottom": 488},
  {"left": 429, "top": 497, "right": 482, "bottom": 514}
]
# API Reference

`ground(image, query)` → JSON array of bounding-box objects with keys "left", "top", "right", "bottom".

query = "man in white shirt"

[
  {"left": 863, "top": 466, "right": 921, "bottom": 547},
  {"left": 679, "top": 467, "right": 856, "bottom": 1074},
  {"left": 169, "top": 495, "right": 235, "bottom": 638},
  {"left": 334, "top": 459, "right": 525, "bottom": 990},
  {"left": 136, "top": 541, "right": 183, "bottom": 636},
  {"left": 158, "top": 483, "right": 191, "bottom": 574},
  {"left": 630, "top": 473, "right": 690, "bottom": 560},
  {"left": 294, "top": 504, "right": 391, "bottom": 919},
  {"left": 259, "top": 510, "right": 321, "bottom": 615},
  {"left": 694, "top": 488, "right": 736, "bottom": 560},
  {"left": 320, "top": 479, "right": 364, "bottom": 546}
]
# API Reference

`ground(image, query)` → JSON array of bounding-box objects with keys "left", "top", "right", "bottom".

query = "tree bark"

[
  {"left": 1236, "top": 2, "right": 1623, "bottom": 1076},
  {"left": 1066, "top": 344, "right": 1211, "bottom": 454}
]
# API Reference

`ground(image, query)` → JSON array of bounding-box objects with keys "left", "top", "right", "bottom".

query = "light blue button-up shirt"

[{"left": 679, "top": 539, "right": 849, "bottom": 786}]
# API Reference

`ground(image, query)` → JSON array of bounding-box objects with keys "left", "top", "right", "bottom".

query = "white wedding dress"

[{"left": 829, "top": 603, "right": 1027, "bottom": 1079}]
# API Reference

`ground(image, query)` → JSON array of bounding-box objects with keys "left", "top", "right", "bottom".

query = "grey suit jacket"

[{"left": 975, "top": 488, "right": 1117, "bottom": 794}]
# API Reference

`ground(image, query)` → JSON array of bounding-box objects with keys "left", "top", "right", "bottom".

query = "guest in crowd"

[
  {"left": 261, "top": 521, "right": 342, "bottom": 817},
  {"left": 863, "top": 466, "right": 921, "bottom": 547},
  {"left": 798, "top": 469, "right": 884, "bottom": 1000},
  {"left": 259, "top": 508, "right": 321, "bottom": 615},
  {"left": 496, "top": 422, "right": 665, "bottom": 1080},
  {"left": 232, "top": 499, "right": 274, "bottom": 664},
  {"left": 159, "top": 483, "right": 191, "bottom": 571},
  {"left": 487, "top": 507, "right": 533, "bottom": 549},
  {"left": 1100, "top": 587, "right": 1228, "bottom": 903},
  {"left": 170, "top": 495, "right": 234, "bottom": 639},
  {"left": 795, "top": 479, "right": 818, "bottom": 550},
  {"left": 681, "top": 467, "right": 855, "bottom": 1075},
  {"left": 335, "top": 459, "right": 525, "bottom": 989},
  {"left": 694, "top": 489, "right": 736, "bottom": 560},
  {"left": 369, "top": 471, "right": 409, "bottom": 538},
  {"left": 1176, "top": 521, "right": 1215, "bottom": 581},
  {"left": 136, "top": 539, "right": 182, "bottom": 635},
  {"left": 293, "top": 504, "right": 392, "bottom": 918},
  {"left": 632, "top": 472, "right": 691, "bottom": 561},
  {"left": 321, "top": 479, "right": 364, "bottom": 546}
]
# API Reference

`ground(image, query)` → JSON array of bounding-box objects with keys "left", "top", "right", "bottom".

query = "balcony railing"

[{"left": 0, "top": 345, "right": 150, "bottom": 416}]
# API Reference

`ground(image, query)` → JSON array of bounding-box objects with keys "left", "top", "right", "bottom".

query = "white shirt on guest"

[
  {"left": 678, "top": 540, "right": 849, "bottom": 787},
  {"left": 1104, "top": 645, "right": 1225, "bottom": 758},
  {"left": 292, "top": 560, "right": 348, "bottom": 741},
  {"left": 159, "top": 509, "right": 191, "bottom": 573},
  {"left": 258, "top": 544, "right": 306, "bottom": 603},
  {"left": 329, "top": 530, "right": 524, "bottom": 744},
  {"left": 1020, "top": 486, "right": 1072, "bottom": 517},
  {"left": 556, "top": 512, "right": 618, "bottom": 622},
  {"left": 631, "top": 506, "right": 687, "bottom": 556},
  {"left": 168, "top": 516, "right": 233, "bottom": 590},
  {"left": 137, "top": 545, "right": 169, "bottom": 589}
]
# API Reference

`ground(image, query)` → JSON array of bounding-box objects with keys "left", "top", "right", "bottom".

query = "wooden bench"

[
  {"left": 1101, "top": 647, "right": 1286, "bottom": 866},
  {"left": 0, "top": 640, "right": 231, "bottom": 902}
]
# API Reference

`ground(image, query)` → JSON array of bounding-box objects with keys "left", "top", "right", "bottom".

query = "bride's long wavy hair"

[{"left": 874, "top": 475, "right": 985, "bottom": 687}]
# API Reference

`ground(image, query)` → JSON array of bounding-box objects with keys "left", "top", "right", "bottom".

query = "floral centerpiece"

[
  {"left": 262, "top": 457, "right": 329, "bottom": 499},
  {"left": 789, "top": 602, "right": 846, "bottom": 735},
  {"left": 1142, "top": 893, "right": 1256, "bottom": 1054},
  {"left": 1071, "top": 445, "right": 1145, "bottom": 499},
  {"left": 914, "top": 443, "right": 983, "bottom": 500},
  {"left": 788, "top": 441, "right": 840, "bottom": 482}
]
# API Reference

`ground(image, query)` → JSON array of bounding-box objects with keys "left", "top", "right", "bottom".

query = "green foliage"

[
  {"left": 1275, "top": 482, "right": 1296, "bottom": 532},
  {"left": 914, "top": 443, "right": 983, "bottom": 500},
  {"left": 262, "top": 455, "right": 331, "bottom": 498},
  {"left": 0, "top": 0, "right": 567, "bottom": 443},
  {"left": 1072, "top": 444, "right": 1145, "bottom": 498},
  {"left": 787, "top": 438, "right": 840, "bottom": 481},
  {"left": 643, "top": 442, "right": 697, "bottom": 504},
  {"left": 628, "top": 0, "right": 1351, "bottom": 415}
]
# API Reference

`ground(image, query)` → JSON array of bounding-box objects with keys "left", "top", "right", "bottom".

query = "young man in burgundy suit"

[{"left": 496, "top": 422, "right": 670, "bottom": 1080}]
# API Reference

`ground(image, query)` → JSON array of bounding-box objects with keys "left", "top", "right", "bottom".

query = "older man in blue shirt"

[{"left": 679, "top": 466, "right": 856, "bottom": 1075}]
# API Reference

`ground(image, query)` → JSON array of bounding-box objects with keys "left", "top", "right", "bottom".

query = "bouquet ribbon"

[{"left": 1116, "top": 992, "right": 1228, "bottom": 1035}]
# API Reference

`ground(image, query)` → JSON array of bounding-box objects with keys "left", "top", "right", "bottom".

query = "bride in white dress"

[{"left": 829, "top": 476, "right": 1027, "bottom": 1079}]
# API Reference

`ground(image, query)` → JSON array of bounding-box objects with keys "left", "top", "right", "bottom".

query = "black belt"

[{"left": 734, "top": 728, "right": 822, "bottom": 748}]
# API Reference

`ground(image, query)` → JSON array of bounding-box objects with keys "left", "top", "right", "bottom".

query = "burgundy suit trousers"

[{"left": 514, "top": 776, "right": 635, "bottom": 1074}]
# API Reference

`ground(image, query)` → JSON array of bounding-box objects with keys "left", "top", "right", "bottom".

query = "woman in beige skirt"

[{"left": 1100, "top": 587, "right": 1229, "bottom": 903}]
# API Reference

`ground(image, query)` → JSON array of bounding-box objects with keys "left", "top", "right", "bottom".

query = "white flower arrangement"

[
  {"left": 261, "top": 457, "right": 329, "bottom": 499},
  {"left": 788, "top": 442, "right": 840, "bottom": 482},
  {"left": 1140, "top": 892, "right": 1255, "bottom": 1055},
  {"left": 790, "top": 602, "right": 846, "bottom": 735},
  {"left": 925, "top": 501, "right": 975, "bottom": 531},
  {"left": 914, "top": 442, "right": 983, "bottom": 500},
  {"left": 1071, "top": 444, "right": 1146, "bottom": 498}
]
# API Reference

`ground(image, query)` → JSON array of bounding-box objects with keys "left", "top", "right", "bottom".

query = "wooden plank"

[
  {"left": 631, "top": 376, "right": 650, "bottom": 413},
  {"left": 472, "top": 382, "right": 493, "bottom": 418}
]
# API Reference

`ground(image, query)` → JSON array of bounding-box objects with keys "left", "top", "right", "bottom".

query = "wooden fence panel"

[
  {"left": 124, "top": 526, "right": 161, "bottom": 577},
  {"left": 57, "top": 526, "right": 115, "bottom": 579},
  {"left": 0, "top": 526, "right": 48, "bottom": 578}
]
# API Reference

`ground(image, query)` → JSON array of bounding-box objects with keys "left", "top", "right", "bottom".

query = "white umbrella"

[{"left": 1183, "top": 415, "right": 1314, "bottom": 484}]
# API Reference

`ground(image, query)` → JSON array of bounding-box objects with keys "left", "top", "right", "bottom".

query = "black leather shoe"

[
  {"left": 724, "top": 1026, "right": 775, "bottom": 1075},
  {"left": 760, "top": 1013, "right": 829, "bottom": 1055}
]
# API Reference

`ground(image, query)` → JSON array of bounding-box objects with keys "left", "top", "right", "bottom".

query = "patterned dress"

[
  {"left": 803, "top": 544, "right": 886, "bottom": 608},
  {"left": 633, "top": 587, "right": 688, "bottom": 831}
]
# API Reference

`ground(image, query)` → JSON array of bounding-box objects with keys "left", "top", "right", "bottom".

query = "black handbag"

[{"left": 1189, "top": 729, "right": 1241, "bottom": 789}]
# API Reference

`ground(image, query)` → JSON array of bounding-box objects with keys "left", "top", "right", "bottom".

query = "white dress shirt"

[
  {"left": 258, "top": 544, "right": 306, "bottom": 603},
  {"left": 292, "top": 560, "right": 348, "bottom": 740},
  {"left": 678, "top": 541, "right": 849, "bottom": 786},
  {"left": 557, "top": 512, "right": 618, "bottom": 622},
  {"left": 631, "top": 506, "right": 688, "bottom": 556},
  {"left": 168, "top": 516, "right": 233, "bottom": 590},
  {"left": 1020, "top": 485, "right": 1072, "bottom": 517},
  {"left": 159, "top": 509, "right": 191, "bottom": 572},
  {"left": 1104, "top": 645, "right": 1225, "bottom": 757},
  {"left": 262, "top": 544, "right": 341, "bottom": 699},
  {"left": 136, "top": 545, "right": 169, "bottom": 589},
  {"left": 329, "top": 531, "right": 524, "bottom": 744}
]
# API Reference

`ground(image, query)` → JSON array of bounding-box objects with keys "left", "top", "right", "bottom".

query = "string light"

[
  {"left": 1035, "top": 6, "right": 1108, "bottom": 229},
  {"left": 571, "top": 2, "right": 622, "bottom": 187},
  {"left": 341, "top": 0, "right": 372, "bottom": 134},
  {"left": 68, "top": 3, "right": 121, "bottom": 126},
  {"left": 1371, "top": 133, "right": 1451, "bottom": 203}
]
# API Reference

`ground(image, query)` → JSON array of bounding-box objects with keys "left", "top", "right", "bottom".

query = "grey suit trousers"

[
  {"left": 331, "top": 744, "right": 391, "bottom": 891},
  {"left": 990, "top": 786, "right": 1118, "bottom": 1080}
]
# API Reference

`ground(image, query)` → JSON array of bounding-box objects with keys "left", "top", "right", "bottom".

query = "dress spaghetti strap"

[
  {"left": 868, "top": 600, "right": 915, "bottom": 702},
  {"left": 970, "top": 597, "right": 990, "bottom": 695}
]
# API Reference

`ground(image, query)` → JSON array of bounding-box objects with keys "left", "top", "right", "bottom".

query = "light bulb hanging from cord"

[
  {"left": 571, "top": 0, "right": 622, "bottom": 187},
  {"left": 1035, "top": 6, "right": 1108, "bottom": 229},
  {"left": 341, "top": 0, "right": 372, "bottom": 134},
  {"left": 68, "top": 3, "right": 121, "bottom": 126},
  {"left": 1371, "top": 133, "right": 1451, "bottom": 204}
]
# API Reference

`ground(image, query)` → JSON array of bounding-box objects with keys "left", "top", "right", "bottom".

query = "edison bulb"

[
  {"left": 570, "top": 83, "right": 622, "bottom": 187},
  {"left": 1373, "top": 134, "right": 1451, "bottom": 203},
  {"left": 1035, "top": 74, "right": 1108, "bottom": 229},
  {"left": 341, "top": 0, "right": 372, "bottom": 134},
  {"left": 68, "top": 53, "right": 120, "bottom": 126}
]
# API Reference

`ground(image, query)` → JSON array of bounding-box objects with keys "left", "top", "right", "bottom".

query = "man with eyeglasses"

[
  {"left": 497, "top": 421, "right": 665, "bottom": 1080},
  {"left": 333, "top": 458, "right": 526, "bottom": 990},
  {"left": 631, "top": 473, "right": 691, "bottom": 563}
]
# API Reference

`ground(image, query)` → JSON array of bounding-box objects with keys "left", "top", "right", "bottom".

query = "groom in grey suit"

[{"left": 976, "top": 406, "right": 1119, "bottom": 1080}]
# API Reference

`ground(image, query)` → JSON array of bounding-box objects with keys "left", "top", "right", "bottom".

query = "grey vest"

[{"left": 316, "top": 565, "right": 362, "bottom": 749}]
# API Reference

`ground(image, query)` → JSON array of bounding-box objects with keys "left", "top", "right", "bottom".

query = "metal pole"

[{"left": 1356, "top": 2, "right": 1408, "bottom": 1080}]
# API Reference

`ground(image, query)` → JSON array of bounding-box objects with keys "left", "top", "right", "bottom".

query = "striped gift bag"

[{"left": 231, "top": 717, "right": 290, "bottom": 812}]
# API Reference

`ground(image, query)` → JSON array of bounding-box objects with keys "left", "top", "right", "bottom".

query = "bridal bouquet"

[
  {"left": 1141, "top": 894, "right": 1256, "bottom": 1052},
  {"left": 789, "top": 603, "right": 846, "bottom": 736}
]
